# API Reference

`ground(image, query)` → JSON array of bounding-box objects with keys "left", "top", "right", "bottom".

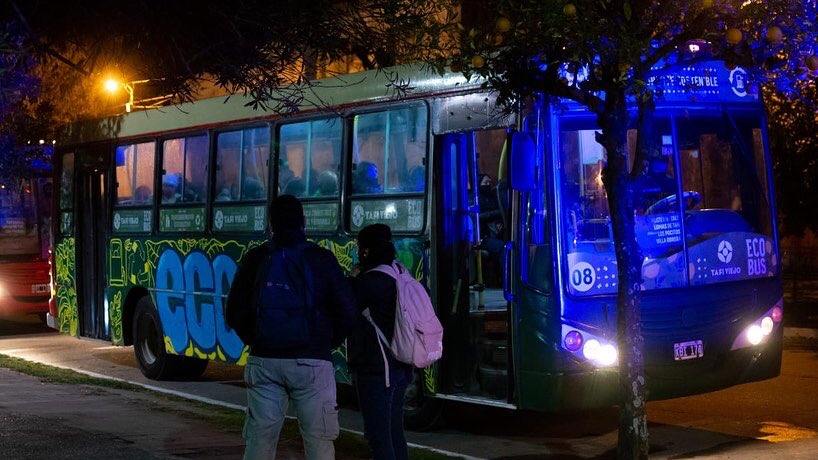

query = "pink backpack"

[{"left": 362, "top": 262, "right": 443, "bottom": 387}]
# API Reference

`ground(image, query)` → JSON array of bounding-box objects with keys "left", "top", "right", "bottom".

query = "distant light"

[
  {"left": 38, "top": 139, "right": 45, "bottom": 145},
  {"left": 104, "top": 78, "right": 121, "bottom": 94},
  {"left": 583, "top": 339, "right": 601, "bottom": 361},
  {"left": 746, "top": 324, "right": 764, "bottom": 345},
  {"left": 688, "top": 43, "right": 701, "bottom": 53},
  {"left": 564, "top": 330, "right": 583, "bottom": 351},
  {"left": 761, "top": 316, "right": 774, "bottom": 335}
]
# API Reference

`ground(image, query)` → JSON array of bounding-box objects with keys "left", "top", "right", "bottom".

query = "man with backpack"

[
  {"left": 348, "top": 224, "right": 443, "bottom": 460},
  {"left": 226, "top": 194, "right": 357, "bottom": 460}
]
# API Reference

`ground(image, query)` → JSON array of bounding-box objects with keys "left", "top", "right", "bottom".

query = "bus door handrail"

[{"left": 503, "top": 241, "right": 515, "bottom": 301}]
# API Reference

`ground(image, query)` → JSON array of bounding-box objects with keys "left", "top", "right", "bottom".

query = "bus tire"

[
  {"left": 132, "top": 297, "right": 184, "bottom": 380},
  {"left": 175, "top": 356, "right": 209, "bottom": 380},
  {"left": 403, "top": 369, "right": 443, "bottom": 431}
]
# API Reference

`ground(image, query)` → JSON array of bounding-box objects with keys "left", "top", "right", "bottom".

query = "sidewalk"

[{"left": 0, "top": 365, "right": 247, "bottom": 459}]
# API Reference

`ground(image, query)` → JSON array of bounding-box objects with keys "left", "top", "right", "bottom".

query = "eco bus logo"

[
  {"left": 214, "top": 209, "right": 224, "bottom": 230},
  {"left": 729, "top": 67, "right": 748, "bottom": 97},
  {"left": 352, "top": 204, "right": 365, "bottom": 228},
  {"left": 717, "top": 240, "right": 733, "bottom": 263}
]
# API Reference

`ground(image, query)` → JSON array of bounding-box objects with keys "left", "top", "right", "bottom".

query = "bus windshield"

[
  {"left": 0, "top": 179, "right": 44, "bottom": 258},
  {"left": 559, "top": 110, "right": 776, "bottom": 296}
]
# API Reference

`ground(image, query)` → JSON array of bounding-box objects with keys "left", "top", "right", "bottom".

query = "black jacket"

[
  {"left": 226, "top": 231, "right": 357, "bottom": 361},
  {"left": 348, "top": 269, "right": 413, "bottom": 376}
]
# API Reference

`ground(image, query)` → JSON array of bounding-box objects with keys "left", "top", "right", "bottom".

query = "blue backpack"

[{"left": 253, "top": 242, "right": 314, "bottom": 350}]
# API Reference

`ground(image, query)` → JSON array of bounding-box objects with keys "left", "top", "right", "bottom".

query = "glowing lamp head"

[
  {"left": 103, "top": 78, "right": 121, "bottom": 94},
  {"left": 598, "top": 344, "right": 618, "bottom": 366},
  {"left": 582, "top": 339, "right": 601, "bottom": 361},
  {"left": 760, "top": 316, "right": 774, "bottom": 335},
  {"left": 564, "top": 330, "right": 583, "bottom": 352},
  {"left": 746, "top": 324, "right": 764, "bottom": 345}
]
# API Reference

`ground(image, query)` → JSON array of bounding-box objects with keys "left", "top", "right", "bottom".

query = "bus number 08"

[{"left": 570, "top": 262, "right": 596, "bottom": 293}]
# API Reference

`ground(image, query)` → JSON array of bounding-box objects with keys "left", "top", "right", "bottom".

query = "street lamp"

[{"left": 102, "top": 77, "right": 171, "bottom": 113}]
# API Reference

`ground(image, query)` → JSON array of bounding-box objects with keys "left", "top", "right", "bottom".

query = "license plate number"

[
  {"left": 674, "top": 340, "right": 704, "bottom": 361},
  {"left": 31, "top": 283, "right": 49, "bottom": 294}
]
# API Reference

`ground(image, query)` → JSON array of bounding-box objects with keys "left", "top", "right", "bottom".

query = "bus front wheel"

[
  {"left": 132, "top": 297, "right": 208, "bottom": 380},
  {"left": 404, "top": 369, "right": 443, "bottom": 431}
]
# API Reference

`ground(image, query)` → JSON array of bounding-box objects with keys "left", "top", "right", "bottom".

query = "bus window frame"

[
  {"left": 345, "top": 101, "right": 431, "bottom": 237},
  {"left": 209, "top": 122, "right": 272, "bottom": 236},
  {"left": 157, "top": 130, "right": 210, "bottom": 235},
  {"left": 275, "top": 114, "right": 345, "bottom": 236},
  {"left": 111, "top": 139, "right": 157, "bottom": 234}
]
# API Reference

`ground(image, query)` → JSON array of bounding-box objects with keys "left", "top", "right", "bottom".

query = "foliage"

[
  {"left": 766, "top": 79, "right": 818, "bottom": 236},
  {"left": 0, "top": 0, "right": 457, "bottom": 176}
]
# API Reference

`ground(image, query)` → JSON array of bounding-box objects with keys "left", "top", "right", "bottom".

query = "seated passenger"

[
  {"left": 134, "top": 185, "right": 152, "bottom": 204},
  {"left": 404, "top": 165, "right": 425, "bottom": 192},
  {"left": 283, "top": 178, "right": 306, "bottom": 196},
  {"left": 216, "top": 183, "right": 236, "bottom": 201},
  {"left": 161, "top": 174, "right": 182, "bottom": 203},
  {"left": 243, "top": 177, "right": 266, "bottom": 200},
  {"left": 315, "top": 171, "right": 339, "bottom": 196},
  {"left": 354, "top": 161, "right": 382, "bottom": 194}
]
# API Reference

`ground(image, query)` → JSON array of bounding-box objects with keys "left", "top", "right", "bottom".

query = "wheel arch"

[{"left": 122, "top": 286, "right": 151, "bottom": 346}]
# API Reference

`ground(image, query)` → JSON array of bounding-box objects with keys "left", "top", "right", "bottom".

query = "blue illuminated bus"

[{"left": 51, "top": 60, "right": 782, "bottom": 427}]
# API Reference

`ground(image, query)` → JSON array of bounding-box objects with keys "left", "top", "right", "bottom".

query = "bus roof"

[{"left": 60, "top": 65, "right": 477, "bottom": 147}]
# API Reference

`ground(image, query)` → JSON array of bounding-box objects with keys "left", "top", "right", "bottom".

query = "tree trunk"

[{"left": 598, "top": 98, "right": 649, "bottom": 460}]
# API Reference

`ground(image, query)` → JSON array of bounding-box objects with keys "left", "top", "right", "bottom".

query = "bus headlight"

[
  {"left": 746, "top": 324, "right": 764, "bottom": 346},
  {"left": 731, "top": 299, "right": 783, "bottom": 350},
  {"left": 562, "top": 324, "right": 618, "bottom": 368}
]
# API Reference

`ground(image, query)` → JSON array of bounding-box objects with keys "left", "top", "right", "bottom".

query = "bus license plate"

[
  {"left": 673, "top": 340, "right": 704, "bottom": 361},
  {"left": 31, "top": 284, "right": 49, "bottom": 294}
]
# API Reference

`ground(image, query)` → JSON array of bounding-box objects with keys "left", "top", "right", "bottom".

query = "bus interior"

[{"left": 435, "top": 127, "right": 512, "bottom": 402}]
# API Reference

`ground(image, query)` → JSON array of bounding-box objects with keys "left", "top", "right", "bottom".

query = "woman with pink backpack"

[{"left": 348, "top": 224, "right": 443, "bottom": 460}]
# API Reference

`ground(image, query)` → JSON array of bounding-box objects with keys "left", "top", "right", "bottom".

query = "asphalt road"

[{"left": 2, "top": 315, "right": 818, "bottom": 458}]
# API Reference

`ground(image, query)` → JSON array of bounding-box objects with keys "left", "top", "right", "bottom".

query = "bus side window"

[
  {"left": 352, "top": 105, "right": 427, "bottom": 195},
  {"left": 162, "top": 135, "right": 208, "bottom": 204},
  {"left": 215, "top": 127, "right": 270, "bottom": 202},
  {"left": 115, "top": 142, "right": 155, "bottom": 206},
  {"left": 278, "top": 118, "right": 342, "bottom": 198}
]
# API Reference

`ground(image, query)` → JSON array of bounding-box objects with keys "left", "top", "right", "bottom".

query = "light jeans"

[{"left": 243, "top": 356, "right": 339, "bottom": 460}]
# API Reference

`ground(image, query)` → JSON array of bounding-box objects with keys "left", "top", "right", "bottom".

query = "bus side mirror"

[{"left": 510, "top": 132, "right": 536, "bottom": 192}]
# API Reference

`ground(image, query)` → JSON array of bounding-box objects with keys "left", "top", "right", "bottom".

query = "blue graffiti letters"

[
  {"left": 154, "top": 248, "right": 244, "bottom": 361},
  {"left": 155, "top": 250, "right": 188, "bottom": 352},
  {"left": 184, "top": 252, "right": 217, "bottom": 351}
]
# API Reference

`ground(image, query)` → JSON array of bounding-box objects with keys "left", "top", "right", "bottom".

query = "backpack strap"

[{"left": 362, "top": 308, "right": 391, "bottom": 388}]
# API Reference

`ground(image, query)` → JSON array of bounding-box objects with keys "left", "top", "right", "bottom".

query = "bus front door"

[
  {"left": 76, "top": 148, "right": 110, "bottom": 340},
  {"left": 435, "top": 129, "right": 511, "bottom": 401}
]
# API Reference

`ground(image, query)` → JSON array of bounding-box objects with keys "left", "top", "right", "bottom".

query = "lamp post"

[{"left": 103, "top": 78, "right": 171, "bottom": 113}]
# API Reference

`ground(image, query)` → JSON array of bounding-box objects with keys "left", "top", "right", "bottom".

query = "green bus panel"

[
  {"left": 349, "top": 198, "right": 424, "bottom": 233},
  {"left": 213, "top": 205, "right": 266, "bottom": 232},
  {"left": 113, "top": 209, "right": 152, "bottom": 233},
  {"left": 304, "top": 202, "right": 339, "bottom": 232},
  {"left": 159, "top": 207, "right": 206, "bottom": 232}
]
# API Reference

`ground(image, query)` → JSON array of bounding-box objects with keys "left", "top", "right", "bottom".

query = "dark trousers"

[{"left": 355, "top": 369, "right": 412, "bottom": 460}]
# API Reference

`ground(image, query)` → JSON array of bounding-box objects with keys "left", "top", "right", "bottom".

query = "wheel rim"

[{"left": 137, "top": 314, "right": 159, "bottom": 366}]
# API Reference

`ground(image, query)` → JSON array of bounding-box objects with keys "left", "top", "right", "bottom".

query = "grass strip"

[{"left": 0, "top": 353, "right": 455, "bottom": 460}]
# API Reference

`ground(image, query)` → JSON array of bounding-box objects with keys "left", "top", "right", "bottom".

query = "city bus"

[
  {"left": 0, "top": 164, "right": 52, "bottom": 322},
  {"left": 51, "top": 60, "right": 782, "bottom": 427}
]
